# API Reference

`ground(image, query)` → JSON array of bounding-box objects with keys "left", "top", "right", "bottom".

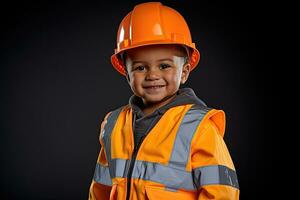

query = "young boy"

[{"left": 89, "top": 2, "right": 239, "bottom": 200}]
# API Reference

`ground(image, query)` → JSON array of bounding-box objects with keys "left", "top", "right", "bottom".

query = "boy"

[{"left": 89, "top": 2, "right": 239, "bottom": 200}]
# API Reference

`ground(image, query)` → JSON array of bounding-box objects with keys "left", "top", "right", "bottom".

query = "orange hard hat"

[{"left": 111, "top": 2, "right": 200, "bottom": 76}]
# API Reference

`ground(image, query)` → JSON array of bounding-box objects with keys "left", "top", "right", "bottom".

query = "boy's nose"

[{"left": 145, "top": 69, "right": 160, "bottom": 80}]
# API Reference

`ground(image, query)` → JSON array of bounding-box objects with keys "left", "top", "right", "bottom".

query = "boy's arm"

[
  {"left": 191, "top": 110, "right": 240, "bottom": 200},
  {"left": 89, "top": 113, "right": 112, "bottom": 200}
]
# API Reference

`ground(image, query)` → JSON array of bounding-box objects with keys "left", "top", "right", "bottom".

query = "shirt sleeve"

[
  {"left": 88, "top": 112, "right": 112, "bottom": 200},
  {"left": 191, "top": 111, "right": 240, "bottom": 200}
]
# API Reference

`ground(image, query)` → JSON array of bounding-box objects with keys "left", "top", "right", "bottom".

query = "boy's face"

[{"left": 125, "top": 44, "right": 190, "bottom": 106}]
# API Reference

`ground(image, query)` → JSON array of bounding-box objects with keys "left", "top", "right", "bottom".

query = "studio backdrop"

[{"left": 0, "top": 1, "right": 274, "bottom": 199}]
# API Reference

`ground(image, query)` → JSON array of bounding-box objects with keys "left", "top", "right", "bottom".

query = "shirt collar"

[{"left": 129, "top": 87, "right": 206, "bottom": 118}]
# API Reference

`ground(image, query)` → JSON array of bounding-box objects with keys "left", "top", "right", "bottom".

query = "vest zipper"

[{"left": 126, "top": 135, "right": 146, "bottom": 200}]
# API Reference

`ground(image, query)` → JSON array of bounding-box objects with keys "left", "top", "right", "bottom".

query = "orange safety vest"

[{"left": 89, "top": 104, "right": 239, "bottom": 200}]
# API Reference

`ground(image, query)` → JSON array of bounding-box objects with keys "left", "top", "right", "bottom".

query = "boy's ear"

[{"left": 180, "top": 63, "right": 191, "bottom": 84}]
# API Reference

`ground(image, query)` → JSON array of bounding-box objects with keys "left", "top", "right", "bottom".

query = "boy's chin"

[{"left": 142, "top": 95, "right": 172, "bottom": 106}]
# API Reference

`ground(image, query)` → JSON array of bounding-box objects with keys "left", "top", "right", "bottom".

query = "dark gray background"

[{"left": 1, "top": 0, "right": 275, "bottom": 199}]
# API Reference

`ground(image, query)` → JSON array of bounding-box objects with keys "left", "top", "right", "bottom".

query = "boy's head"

[
  {"left": 110, "top": 2, "right": 200, "bottom": 107},
  {"left": 111, "top": 2, "right": 200, "bottom": 76},
  {"left": 124, "top": 44, "right": 190, "bottom": 106}
]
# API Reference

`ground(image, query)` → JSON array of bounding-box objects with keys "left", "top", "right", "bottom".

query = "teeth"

[{"left": 149, "top": 86, "right": 163, "bottom": 88}]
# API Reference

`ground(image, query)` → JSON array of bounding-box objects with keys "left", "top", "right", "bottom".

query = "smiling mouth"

[{"left": 143, "top": 85, "right": 165, "bottom": 89}]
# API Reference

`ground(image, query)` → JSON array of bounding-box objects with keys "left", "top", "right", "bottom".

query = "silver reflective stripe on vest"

[
  {"left": 105, "top": 158, "right": 197, "bottom": 190},
  {"left": 169, "top": 105, "right": 210, "bottom": 169},
  {"left": 132, "top": 160, "right": 196, "bottom": 190},
  {"left": 94, "top": 107, "right": 123, "bottom": 186},
  {"left": 101, "top": 107, "right": 124, "bottom": 178},
  {"left": 193, "top": 165, "right": 239, "bottom": 189},
  {"left": 110, "top": 159, "right": 131, "bottom": 178},
  {"left": 100, "top": 159, "right": 239, "bottom": 190},
  {"left": 93, "top": 163, "right": 112, "bottom": 186}
]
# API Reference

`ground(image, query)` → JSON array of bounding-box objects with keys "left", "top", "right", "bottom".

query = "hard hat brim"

[{"left": 111, "top": 41, "right": 200, "bottom": 76}]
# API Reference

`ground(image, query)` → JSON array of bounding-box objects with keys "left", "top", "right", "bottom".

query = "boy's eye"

[
  {"left": 159, "top": 63, "right": 171, "bottom": 69},
  {"left": 133, "top": 66, "right": 145, "bottom": 71}
]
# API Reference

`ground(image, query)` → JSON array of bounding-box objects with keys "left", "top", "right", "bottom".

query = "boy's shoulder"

[
  {"left": 109, "top": 104, "right": 130, "bottom": 113},
  {"left": 102, "top": 104, "right": 131, "bottom": 119}
]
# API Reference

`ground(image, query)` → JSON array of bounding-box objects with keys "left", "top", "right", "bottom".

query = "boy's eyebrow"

[
  {"left": 157, "top": 58, "right": 174, "bottom": 62},
  {"left": 132, "top": 60, "right": 146, "bottom": 65},
  {"left": 132, "top": 58, "right": 174, "bottom": 65}
]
